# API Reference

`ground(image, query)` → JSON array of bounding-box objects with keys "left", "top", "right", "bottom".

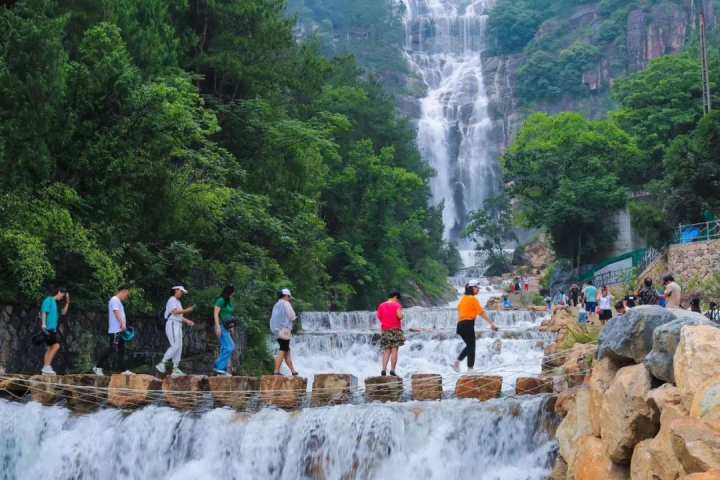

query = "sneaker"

[
  {"left": 451, "top": 360, "right": 460, "bottom": 373},
  {"left": 155, "top": 362, "right": 166, "bottom": 375},
  {"left": 92, "top": 366, "right": 105, "bottom": 377},
  {"left": 389, "top": 370, "right": 398, "bottom": 377},
  {"left": 121, "top": 370, "right": 135, "bottom": 375},
  {"left": 41, "top": 366, "right": 56, "bottom": 376},
  {"left": 170, "top": 368, "right": 186, "bottom": 378},
  {"left": 381, "top": 370, "right": 387, "bottom": 376},
  {"left": 213, "top": 369, "right": 231, "bottom": 377}
]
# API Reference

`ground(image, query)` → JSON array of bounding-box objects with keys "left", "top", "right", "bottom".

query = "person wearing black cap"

[{"left": 156, "top": 286, "right": 195, "bottom": 377}]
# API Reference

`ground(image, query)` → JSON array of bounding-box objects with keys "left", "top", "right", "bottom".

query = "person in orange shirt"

[{"left": 453, "top": 280, "right": 498, "bottom": 372}]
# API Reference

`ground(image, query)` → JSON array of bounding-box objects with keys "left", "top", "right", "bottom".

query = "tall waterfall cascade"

[{"left": 401, "top": 0, "right": 503, "bottom": 241}]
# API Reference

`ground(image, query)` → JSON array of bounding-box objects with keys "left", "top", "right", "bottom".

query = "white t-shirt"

[
  {"left": 108, "top": 296, "right": 125, "bottom": 334},
  {"left": 165, "top": 297, "right": 183, "bottom": 323},
  {"left": 598, "top": 294, "right": 613, "bottom": 310}
]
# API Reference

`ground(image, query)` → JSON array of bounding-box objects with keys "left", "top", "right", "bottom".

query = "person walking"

[
  {"left": 156, "top": 286, "right": 195, "bottom": 377},
  {"left": 569, "top": 284, "right": 580, "bottom": 307},
  {"left": 689, "top": 292, "right": 702, "bottom": 313},
  {"left": 638, "top": 278, "right": 659, "bottom": 305},
  {"left": 613, "top": 301, "right": 626, "bottom": 318},
  {"left": 597, "top": 286, "right": 613, "bottom": 324},
  {"left": 377, "top": 291, "right": 405, "bottom": 376},
  {"left": 705, "top": 302, "right": 720, "bottom": 323},
  {"left": 213, "top": 285, "right": 236, "bottom": 376},
  {"left": 270, "top": 288, "right": 299, "bottom": 376},
  {"left": 523, "top": 275, "right": 530, "bottom": 293},
  {"left": 453, "top": 280, "right": 498, "bottom": 372},
  {"left": 93, "top": 287, "right": 132, "bottom": 376},
  {"left": 582, "top": 281, "right": 599, "bottom": 323},
  {"left": 663, "top": 274, "right": 682, "bottom": 308},
  {"left": 39, "top": 287, "right": 70, "bottom": 375},
  {"left": 513, "top": 276, "right": 521, "bottom": 294}
]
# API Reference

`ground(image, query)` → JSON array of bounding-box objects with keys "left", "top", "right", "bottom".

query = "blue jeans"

[{"left": 214, "top": 326, "right": 235, "bottom": 372}]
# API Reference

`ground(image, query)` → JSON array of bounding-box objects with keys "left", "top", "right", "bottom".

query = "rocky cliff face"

[{"left": 484, "top": 0, "right": 717, "bottom": 151}]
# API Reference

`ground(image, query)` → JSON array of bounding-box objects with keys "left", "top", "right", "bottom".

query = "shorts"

[
  {"left": 585, "top": 302, "right": 597, "bottom": 313},
  {"left": 599, "top": 309, "right": 613, "bottom": 321},
  {"left": 277, "top": 338, "right": 290, "bottom": 352},
  {"left": 380, "top": 329, "right": 405, "bottom": 350},
  {"left": 45, "top": 330, "right": 60, "bottom": 346}
]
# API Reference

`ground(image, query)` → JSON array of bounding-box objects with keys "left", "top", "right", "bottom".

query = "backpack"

[{"left": 157, "top": 305, "right": 170, "bottom": 327}]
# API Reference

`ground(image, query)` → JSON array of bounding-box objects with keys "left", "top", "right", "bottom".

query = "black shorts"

[
  {"left": 45, "top": 331, "right": 60, "bottom": 346},
  {"left": 277, "top": 338, "right": 290, "bottom": 352},
  {"left": 599, "top": 310, "right": 613, "bottom": 321}
]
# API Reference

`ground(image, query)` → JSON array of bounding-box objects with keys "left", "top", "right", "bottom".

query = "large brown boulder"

[
  {"left": 540, "top": 306, "right": 576, "bottom": 333},
  {"left": 671, "top": 417, "right": 720, "bottom": 474},
  {"left": 558, "top": 386, "right": 592, "bottom": 476},
  {"left": 674, "top": 325, "right": 720, "bottom": 408},
  {"left": 647, "top": 383, "right": 684, "bottom": 413},
  {"left": 631, "top": 404, "right": 689, "bottom": 480},
  {"left": 601, "top": 364, "right": 660, "bottom": 464},
  {"left": 162, "top": 375, "right": 208, "bottom": 410},
  {"left": 691, "top": 376, "right": 720, "bottom": 422},
  {"left": 207, "top": 376, "right": 258, "bottom": 410},
  {"left": 0, "top": 374, "right": 29, "bottom": 398},
  {"left": 630, "top": 439, "right": 655, "bottom": 480},
  {"left": 311, "top": 374, "right": 356, "bottom": 406},
  {"left": 554, "top": 386, "right": 578, "bottom": 418},
  {"left": 560, "top": 343, "right": 598, "bottom": 388},
  {"left": 550, "top": 457, "right": 568, "bottom": 480},
  {"left": 260, "top": 375, "right": 307, "bottom": 409},
  {"left": 61, "top": 374, "right": 110, "bottom": 412},
  {"left": 574, "top": 435, "right": 630, "bottom": 480},
  {"left": 365, "top": 376, "right": 403, "bottom": 402},
  {"left": 455, "top": 375, "right": 502, "bottom": 401},
  {"left": 589, "top": 357, "right": 623, "bottom": 437},
  {"left": 683, "top": 471, "right": 720, "bottom": 479},
  {"left": 107, "top": 374, "right": 161, "bottom": 409},
  {"left": 29, "top": 375, "right": 62, "bottom": 405},
  {"left": 411, "top": 374, "right": 442, "bottom": 401},
  {"left": 515, "top": 377, "right": 553, "bottom": 395}
]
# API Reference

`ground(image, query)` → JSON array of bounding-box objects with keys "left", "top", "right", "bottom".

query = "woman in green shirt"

[{"left": 213, "top": 285, "right": 236, "bottom": 376}]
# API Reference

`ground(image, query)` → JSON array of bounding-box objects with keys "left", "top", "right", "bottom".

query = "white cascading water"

[{"left": 402, "top": 0, "right": 503, "bottom": 241}]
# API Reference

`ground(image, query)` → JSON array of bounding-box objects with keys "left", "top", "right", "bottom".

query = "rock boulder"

[
  {"left": 671, "top": 417, "right": 720, "bottom": 473},
  {"left": 207, "top": 376, "right": 258, "bottom": 410},
  {"left": 515, "top": 377, "right": 553, "bottom": 395},
  {"left": 455, "top": 375, "right": 502, "bottom": 401},
  {"left": 162, "top": 375, "right": 208, "bottom": 410},
  {"left": 107, "top": 374, "right": 161, "bottom": 409},
  {"left": 29, "top": 375, "right": 62, "bottom": 405},
  {"left": 365, "top": 376, "right": 403, "bottom": 402},
  {"left": 557, "top": 386, "right": 592, "bottom": 474},
  {"left": 574, "top": 435, "right": 630, "bottom": 480},
  {"left": 0, "top": 374, "right": 29, "bottom": 398},
  {"left": 589, "top": 357, "right": 623, "bottom": 437},
  {"left": 311, "top": 374, "right": 357, "bottom": 406},
  {"left": 645, "top": 311, "right": 713, "bottom": 383},
  {"left": 683, "top": 471, "right": 720, "bottom": 479},
  {"left": 675, "top": 325, "right": 720, "bottom": 408},
  {"left": 601, "top": 364, "right": 660, "bottom": 464},
  {"left": 260, "top": 375, "right": 307, "bottom": 409},
  {"left": 691, "top": 376, "right": 720, "bottom": 422},
  {"left": 598, "top": 305, "right": 676, "bottom": 363},
  {"left": 61, "top": 374, "right": 110, "bottom": 412}
]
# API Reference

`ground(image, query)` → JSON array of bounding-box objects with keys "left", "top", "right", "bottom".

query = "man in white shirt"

[
  {"left": 93, "top": 287, "right": 132, "bottom": 376},
  {"left": 156, "top": 286, "right": 195, "bottom": 377}
]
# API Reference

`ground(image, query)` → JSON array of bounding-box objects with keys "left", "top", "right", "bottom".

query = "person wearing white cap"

[
  {"left": 270, "top": 288, "right": 298, "bottom": 376},
  {"left": 452, "top": 280, "right": 498, "bottom": 372},
  {"left": 156, "top": 286, "right": 195, "bottom": 377}
]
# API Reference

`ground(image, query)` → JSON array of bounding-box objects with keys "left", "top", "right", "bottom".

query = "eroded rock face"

[
  {"left": 454, "top": 375, "right": 502, "bottom": 401},
  {"left": 555, "top": 386, "right": 578, "bottom": 418},
  {"left": 646, "top": 383, "right": 684, "bottom": 413},
  {"left": 365, "top": 376, "right": 403, "bottom": 402},
  {"left": 674, "top": 325, "right": 720, "bottom": 408},
  {"left": 62, "top": 374, "right": 110, "bottom": 412},
  {"left": 411, "top": 374, "right": 442, "bottom": 401},
  {"left": 630, "top": 404, "right": 689, "bottom": 480},
  {"left": 671, "top": 417, "right": 720, "bottom": 474},
  {"left": 311, "top": 374, "right": 357, "bottom": 406},
  {"left": 598, "top": 305, "right": 676, "bottom": 363},
  {"left": 207, "top": 376, "right": 258, "bottom": 410},
  {"left": 645, "top": 311, "right": 713, "bottom": 383},
  {"left": 574, "top": 435, "right": 630, "bottom": 480},
  {"left": 515, "top": 377, "right": 553, "bottom": 396},
  {"left": 557, "top": 386, "right": 592, "bottom": 475},
  {"left": 601, "top": 364, "right": 660, "bottom": 464},
  {"left": 691, "top": 376, "right": 720, "bottom": 422},
  {"left": 107, "top": 374, "right": 161, "bottom": 409},
  {"left": 260, "top": 375, "right": 307, "bottom": 409},
  {"left": 29, "top": 375, "right": 62, "bottom": 405},
  {"left": 162, "top": 375, "right": 208, "bottom": 410},
  {"left": 589, "top": 357, "right": 623, "bottom": 437}
]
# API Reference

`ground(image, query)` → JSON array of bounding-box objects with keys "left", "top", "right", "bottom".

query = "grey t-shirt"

[{"left": 108, "top": 296, "right": 125, "bottom": 334}]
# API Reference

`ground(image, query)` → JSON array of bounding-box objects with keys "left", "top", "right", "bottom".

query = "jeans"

[
  {"left": 213, "top": 326, "right": 235, "bottom": 372},
  {"left": 456, "top": 320, "right": 476, "bottom": 368},
  {"left": 97, "top": 333, "right": 126, "bottom": 373}
]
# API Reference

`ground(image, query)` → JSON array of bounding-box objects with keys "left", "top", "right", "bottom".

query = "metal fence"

[{"left": 675, "top": 220, "right": 720, "bottom": 244}]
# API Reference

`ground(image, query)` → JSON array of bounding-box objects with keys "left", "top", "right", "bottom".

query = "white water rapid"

[{"left": 402, "top": 0, "right": 502, "bottom": 240}]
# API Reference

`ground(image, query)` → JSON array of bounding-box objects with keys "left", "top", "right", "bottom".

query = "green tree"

[
  {"left": 503, "top": 113, "right": 635, "bottom": 266},
  {"left": 487, "top": 1, "right": 542, "bottom": 54},
  {"left": 463, "top": 193, "right": 517, "bottom": 276}
]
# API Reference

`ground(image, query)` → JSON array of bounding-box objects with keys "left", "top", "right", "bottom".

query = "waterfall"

[
  {"left": 0, "top": 397, "right": 557, "bottom": 480},
  {"left": 401, "top": 0, "right": 502, "bottom": 241}
]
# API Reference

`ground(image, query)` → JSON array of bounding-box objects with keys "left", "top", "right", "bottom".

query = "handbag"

[{"left": 278, "top": 327, "right": 292, "bottom": 340}]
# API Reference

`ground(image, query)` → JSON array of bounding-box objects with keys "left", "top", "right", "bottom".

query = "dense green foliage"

[
  {"left": 503, "top": 112, "right": 637, "bottom": 264},
  {"left": 0, "top": 0, "right": 456, "bottom": 371},
  {"left": 463, "top": 194, "right": 516, "bottom": 276}
]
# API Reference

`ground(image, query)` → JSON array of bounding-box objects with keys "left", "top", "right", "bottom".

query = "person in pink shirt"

[{"left": 376, "top": 291, "right": 404, "bottom": 376}]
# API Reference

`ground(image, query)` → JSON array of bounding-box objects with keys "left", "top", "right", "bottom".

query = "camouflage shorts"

[{"left": 380, "top": 329, "right": 405, "bottom": 350}]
